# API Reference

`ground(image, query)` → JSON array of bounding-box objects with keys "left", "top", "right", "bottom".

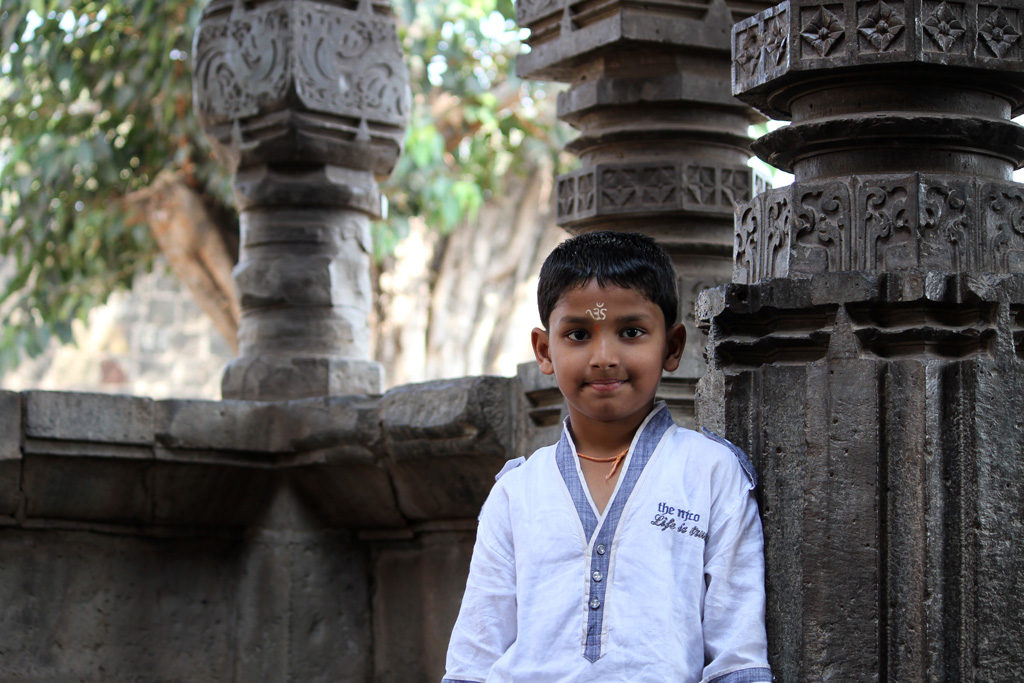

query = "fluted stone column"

[
  {"left": 515, "top": 0, "right": 775, "bottom": 426},
  {"left": 699, "top": 1, "right": 1024, "bottom": 677},
  {"left": 194, "top": 0, "right": 409, "bottom": 400}
]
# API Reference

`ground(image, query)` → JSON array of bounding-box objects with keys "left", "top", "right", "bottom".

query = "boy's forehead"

[{"left": 553, "top": 281, "right": 657, "bottom": 311}]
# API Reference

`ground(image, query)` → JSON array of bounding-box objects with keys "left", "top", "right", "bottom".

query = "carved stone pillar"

[
  {"left": 699, "top": 1, "right": 1024, "bottom": 677},
  {"left": 514, "top": 0, "right": 775, "bottom": 425},
  {"left": 194, "top": 0, "right": 409, "bottom": 400}
]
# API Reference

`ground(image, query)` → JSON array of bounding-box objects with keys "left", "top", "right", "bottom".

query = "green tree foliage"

[
  {"left": 0, "top": 0, "right": 562, "bottom": 370},
  {"left": 1, "top": 0, "right": 209, "bottom": 369}
]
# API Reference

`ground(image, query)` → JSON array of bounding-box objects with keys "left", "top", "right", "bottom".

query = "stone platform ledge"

[{"left": 0, "top": 376, "right": 518, "bottom": 531}]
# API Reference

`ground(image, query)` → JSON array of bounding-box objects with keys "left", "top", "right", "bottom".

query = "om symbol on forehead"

[{"left": 586, "top": 302, "right": 607, "bottom": 320}]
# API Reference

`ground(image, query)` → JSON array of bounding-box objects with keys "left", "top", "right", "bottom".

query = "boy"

[{"left": 443, "top": 231, "right": 770, "bottom": 682}]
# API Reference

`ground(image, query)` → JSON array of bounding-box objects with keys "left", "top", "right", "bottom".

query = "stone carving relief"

[
  {"left": 920, "top": 179, "right": 972, "bottom": 272},
  {"left": 735, "top": 200, "right": 761, "bottom": 283},
  {"left": 601, "top": 168, "right": 642, "bottom": 209},
  {"left": 294, "top": 4, "right": 408, "bottom": 124},
  {"left": 685, "top": 165, "right": 717, "bottom": 206},
  {"left": 194, "top": 0, "right": 410, "bottom": 132},
  {"left": 194, "top": 4, "right": 291, "bottom": 123},
  {"left": 557, "top": 177, "right": 575, "bottom": 218},
  {"left": 861, "top": 180, "right": 913, "bottom": 270},
  {"left": 764, "top": 13, "right": 789, "bottom": 68},
  {"left": 735, "top": 25, "right": 762, "bottom": 79},
  {"left": 764, "top": 193, "right": 791, "bottom": 277},
  {"left": 983, "top": 184, "right": 1024, "bottom": 272},
  {"left": 922, "top": 1, "right": 967, "bottom": 53},
  {"left": 731, "top": 176, "right": 1024, "bottom": 282},
  {"left": 793, "top": 183, "right": 850, "bottom": 274},
  {"left": 857, "top": 0, "right": 905, "bottom": 52},
  {"left": 979, "top": 7, "right": 1021, "bottom": 59},
  {"left": 800, "top": 6, "right": 846, "bottom": 58}
]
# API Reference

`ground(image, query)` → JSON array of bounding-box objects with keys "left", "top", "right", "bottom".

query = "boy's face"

[{"left": 531, "top": 280, "right": 686, "bottom": 436}]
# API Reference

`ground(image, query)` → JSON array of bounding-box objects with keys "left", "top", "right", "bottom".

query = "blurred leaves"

[{"left": 0, "top": 0, "right": 210, "bottom": 371}]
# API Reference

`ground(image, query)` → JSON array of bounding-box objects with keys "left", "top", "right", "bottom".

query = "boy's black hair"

[{"left": 537, "top": 230, "right": 678, "bottom": 329}]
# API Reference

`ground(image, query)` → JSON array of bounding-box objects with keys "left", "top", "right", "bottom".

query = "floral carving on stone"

[
  {"left": 735, "top": 27, "right": 761, "bottom": 78},
  {"left": 764, "top": 16, "right": 788, "bottom": 67},
  {"left": 640, "top": 166, "right": 678, "bottom": 207},
  {"left": 979, "top": 8, "right": 1021, "bottom": 58},
  {"left": 857, "top": 1, "right": 904, "bottom": 52},
  {"left": 923, "top": 2, "right": 966, "bottom": 52},
  {"left": 685, "top": 165, "right": 717, "bottom": 205},
  {"left": 801, "top": 7, "right": 845, "bottom": 57}
]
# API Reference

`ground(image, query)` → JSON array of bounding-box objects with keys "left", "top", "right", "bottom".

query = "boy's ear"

[
  {"left": 663, "top": 323, "right": 686, "bottom": 372},
  {"left": 532, "top": 327, "right": 555, "bottom": 375}
]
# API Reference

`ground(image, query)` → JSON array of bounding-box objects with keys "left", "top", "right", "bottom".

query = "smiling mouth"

[{"left": 586, "top": 379, "right": 626, "bottom": 392}]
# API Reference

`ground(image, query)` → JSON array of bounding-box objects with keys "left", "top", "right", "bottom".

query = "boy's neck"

[{"left": 566, "top": 402, "right": 656, "bottom": 457}]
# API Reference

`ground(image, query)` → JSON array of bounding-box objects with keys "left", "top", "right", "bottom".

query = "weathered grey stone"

[
  {"left": 235, "top": 488, "right": 373, "bottom": 683},
  {"left": 0, "top": 528, "right": 245, "bottom": 680},
  {"left": 381, "top": 377, "right": 516, "bottom": 520},
  {"left": 24, "top": 391, "right": 153, "bottom": 444},
  {"left": 0, "top": 391, "right": 20, "bottom": 518},
  {"left": 370, "top": 525, "right": 476, "bottom": 682},
  {"left": 221, "top": 356, "right": 384, "bottom": 402},
  {"left": 22, "top": 453, "right": 151, "bottom": 524},
  {"left": 702, "top": 271, "right": 1024, "bottom": 678}
]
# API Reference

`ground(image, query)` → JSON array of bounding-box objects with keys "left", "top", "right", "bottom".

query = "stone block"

[
  {"left": 0, "top": 391, "right": 21, "bottom": 517},
  {"left": 371, "top": 527, "right": 476, "bottom": 682},
  {"left": 24, "top": 391, "right": 153, "bottom": 445},
  {"left": 0, "top": 529, "right": 244, "bottom": 680},
  {"left": 381, "top": 377, "right": 516, "bottom": 520},
  {"left": 22, "top": 453, "right": 150, "bottom": 524},
  {"left": 154, "top": 398, "right": 291, "bottom": 453},
  {"left": 221, "top": 356, "right": 383, "bottom": 401}
]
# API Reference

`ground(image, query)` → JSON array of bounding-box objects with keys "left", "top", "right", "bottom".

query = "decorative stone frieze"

[
  {"left": 193, "top": 0, "right": 410, "bottom": 399},
  {"left": 516, "top": 0, "right": 775, "bottom": 424}
]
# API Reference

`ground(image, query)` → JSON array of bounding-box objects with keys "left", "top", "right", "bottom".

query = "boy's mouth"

[{"left": 586, "top": 379, "right": 626, "bottom": 392}]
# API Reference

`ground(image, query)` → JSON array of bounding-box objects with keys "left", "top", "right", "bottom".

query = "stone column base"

[{"left": 222, "top": 357, "right": 383, "bottom": 400}]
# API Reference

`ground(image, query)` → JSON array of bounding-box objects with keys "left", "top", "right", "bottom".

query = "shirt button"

[
  {"left": 592, "top": 570, "right": 603, "bottom": 582},
  {"left": 596, "top": 544, "right": 606, "bottom": 555},
  {"left": 589, "top": 597, "right": 601, "bottom": 610}
]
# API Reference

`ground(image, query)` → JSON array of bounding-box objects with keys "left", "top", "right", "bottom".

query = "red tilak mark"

[{"left": 595, "top": 325, "right": 600, "bottom": 331}]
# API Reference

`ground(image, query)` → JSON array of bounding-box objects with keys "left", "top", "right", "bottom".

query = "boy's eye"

[
  {"left": 621, "top": 327, "right": 644, "bottom": 338},
  {"left": 566, "top": 329, "right": 588, "bottom": 341}
]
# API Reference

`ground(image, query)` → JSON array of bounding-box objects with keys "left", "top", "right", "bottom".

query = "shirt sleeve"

[
  {"left": 700, "top": 457, "right": 772, "bottom": 683},
  {"left": 442, "top": 478, "right": 518, "bottom": 683}
]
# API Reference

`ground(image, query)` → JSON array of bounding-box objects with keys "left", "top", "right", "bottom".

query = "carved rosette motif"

[
  {"left": 194, "top": 0, "right": 410, "bottom": 173},
  {"left": 734, "top": 0, "right": 1024, "bottom": 106},
  {"left": 555, "top": 162, "right": 754, "bottom": 224},
  {"left": 732, "top": 174, "right": 1024, "bottom": 282}
]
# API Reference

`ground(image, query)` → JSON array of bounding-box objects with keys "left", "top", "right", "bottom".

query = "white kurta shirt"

[{"left": 443, "top": 403, "right": 771, "bottom": 683}]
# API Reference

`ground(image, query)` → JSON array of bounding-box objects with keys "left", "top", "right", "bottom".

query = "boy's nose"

[{"left": 589, "top": 336, "right": 619, "bottom": 367}]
